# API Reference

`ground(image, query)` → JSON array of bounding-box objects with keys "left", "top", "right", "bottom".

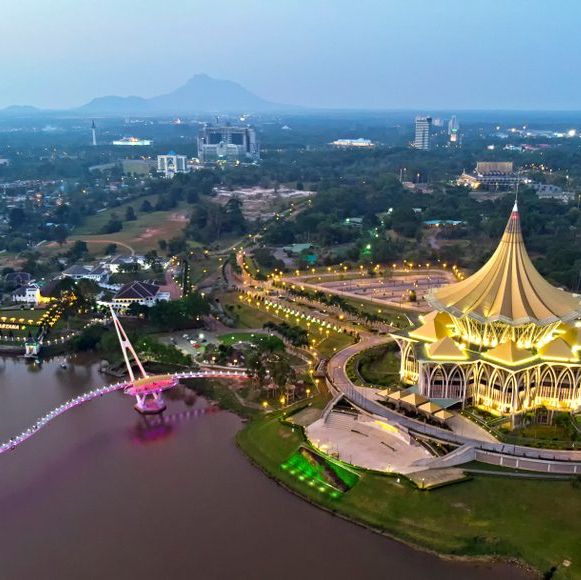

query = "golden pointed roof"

[
  {"left": 483, "top": 340, "right": 536, "bottom": 366},
  {"left": 425, "top": 336, "right": 467, "bottom": 360},
  {"left": 400, "top": 392, "right": 429, "bottom": 407},
  {"left": 418, "top": 401, "right": 443, "bottom": 414},
  {"left": 409, "top": 311, "right": 452, "bottom": 342},
  {"left": 428, "top": 202, "right": 581, "bottom": 326},
  {"left": 434, "top": 409, "right": 454, "bottom": 422},
  {"left": 560, "top": 324, "right": 581, "bottom": 351},
  {"left": 538, "top": 337, "right": 577, "bottom": 362}
]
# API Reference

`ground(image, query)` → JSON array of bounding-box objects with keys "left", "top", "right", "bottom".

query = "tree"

[
  {"left": 9, "top": 208, "right": 26, "bottom": 230},
  {"left": 100, "top": 217, "right": 123, "bottom": 234},
  {"left": 105, "top": 243, "right": 118, "bottom": 255},
  {"left": 267, "top": 356, "right": 296, "bottom": 397},
  {"left": 140, "top": 199, "right": 153, "bottom": 212},
  {"left": 76, "top": 278, "right": 100, "bottom": 298},
  {"left": 53, "top": 225, "right": 68, "bottom": 245},
  {"left": 68, "top": 240, "right": 89, "bottom": 261},
  {"left": 125, "top": 206, "right": 137, "bottom": 221}
]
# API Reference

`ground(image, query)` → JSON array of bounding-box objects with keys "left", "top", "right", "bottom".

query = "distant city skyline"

[{"left": 2, "top": 0, "right": 581, "bottom": 111}]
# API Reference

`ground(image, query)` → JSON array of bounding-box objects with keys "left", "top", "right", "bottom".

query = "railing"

[{"left": 0, "top": 382, "right": 127, "bottom": 455}]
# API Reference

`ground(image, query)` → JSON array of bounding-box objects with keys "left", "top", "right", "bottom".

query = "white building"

[
  {"left": 100, "top": 255, "right": 148, "bottom": 274},
  {"left": 157, "top": 152, "right": 188, "bottom": 178},
  {"left": 110, "top": 281, "right": 170, "bottom": 310},
  {"left": 533, "top": 184, "right": 575, "bottom": 203},
  {"left": 414, "top": 116, "right": 432, "bottom": 150},
  {"left": 331, "top": 138, "right": 374, "bottom": 148},
  {"left": 112, "top": 137, "right": 153, "bottom": 146},
  {"left": 62, "top": 265, "right": 109, "bottom": 283},
  {"left": 12, "top": 284, "right": 41, "bottom": 305},
  {"left": 448, "top": 115, "right": 459, "bottom": 143},
  {"left": 197, "top": 124, "right": 259, "bottom": 164}
]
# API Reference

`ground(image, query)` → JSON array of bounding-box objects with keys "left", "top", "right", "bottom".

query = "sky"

[{"left": 1, "top": 0, "right": 581, "bottom": 111}]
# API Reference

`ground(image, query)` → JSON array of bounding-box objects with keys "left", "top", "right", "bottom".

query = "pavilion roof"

[
  {"left": 483, "top": 340, "right": 536, "bottom": 366},
  {"left": 400, "top": 392, "right": 429, "bottom": 407},
  {"left": 538, "top": 337, "right": 577, "bottom": 362},
  {"left": 425, "top": 336, "right": 467, "bottom": 360},
  {"left": 418, "top": 401, "right": 443, "bottom": 414},
  {"left": 434, "top": 409, "right": 455, "bottom": 421},
  {"left": 409, "top": 311, "right": 453, "bottom": 343}
]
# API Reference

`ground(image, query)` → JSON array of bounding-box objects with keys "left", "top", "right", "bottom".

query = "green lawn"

[
  {"left": 74, "top": 194, "right": 167, "bottom": 235},
  {"left": 237, "top": 410, "right": 581, "bottom": 579},
  {"left": 316, "top": 332, "right": 355, "bottom": 358},
  {"left": 0, "top": 308, "right": 45, "bottom": 323},
  {"left": 218, "top": 331, "right": 284, "bottom": 350},
  {"left": 220, "top": 295, "right": 282, "bottom": 328},
  {"left": 70, "top": 198, "right": 191, "bottom": 253},
  {"left": 357, "top": 344, "right": 401, "bottom": 386}
]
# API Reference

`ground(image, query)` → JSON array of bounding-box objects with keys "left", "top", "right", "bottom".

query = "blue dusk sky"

[{"left": 1, "top": 0, "right": 580, "bottom": 110}]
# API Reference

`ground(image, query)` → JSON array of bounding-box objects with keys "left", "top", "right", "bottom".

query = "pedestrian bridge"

[{"left": 0, "top": 368, "right": 249, "bottom": 456}]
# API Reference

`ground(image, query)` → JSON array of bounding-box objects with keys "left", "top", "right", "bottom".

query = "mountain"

[
  {"left": 0, "top": 105, "right": 42, "bottom": 116},
  {"left": 77, "top": 74, "right": 286, "bottom": 114},
  {"left": 78, "top": 95, "right": 150, "bottom": 114}
]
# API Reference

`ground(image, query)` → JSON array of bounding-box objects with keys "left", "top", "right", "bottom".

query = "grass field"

[
  {"left": 218, "top": 331, "right": 284, "bottom": 349},
  {"left": 0, "top": 308, "right": 45, "bottom": 322},
  {"left": 356, "top": 344, "right": 401, "bottom": 386},
  {"left": 69, "top": 199, "right": 190, "bottom": 254},
  {"left": 220, "top": 294, "right": 281, "bottom": 328},
  {"left": 238, "top": 409, "right": 581, "bottom": 579},
  {"left": 219, "top": 292, "right": 356, "bottom": 358}
]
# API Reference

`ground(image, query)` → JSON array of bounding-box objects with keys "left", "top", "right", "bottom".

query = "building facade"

[
  {"left": 457, "top": 161, "right": 526, "bottom": 191},
  {"left": 448, "top": 115, "right": 459, "bottom": 143},
  {"left": 414, "top": 116, "right": 432, "bottom": 150},
  {"left": 111, "top": 281, "right": 170, "bottom": 310},
  {"left": 157, "top": 153, "right": 188, "bottom": 178},
  {"left": 392, "top": 202, "right": 581, "bottom": 416},
  {"left": 197, "top": 124, "right": 259, "bottom": 164}
]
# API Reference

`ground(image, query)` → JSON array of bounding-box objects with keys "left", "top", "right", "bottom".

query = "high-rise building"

[
  {"left": 157, "top": 152, "right": 188, "bottom": 178},
  {"left": 197, "top": 124, "right": 259, "bottom": 164},
  {"left": 91, "top": 120, "right": 97, "bottom": 146},
  {"left": 448, "top": 115, "right": 459, "bottom": 143},
  {"left": 414, "top": 116, "right": 432, "bottom": 150}
]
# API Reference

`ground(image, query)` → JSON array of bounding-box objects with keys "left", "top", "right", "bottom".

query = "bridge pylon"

[{"left": 110, "top": 307, "right": 167, "bottom": 414}]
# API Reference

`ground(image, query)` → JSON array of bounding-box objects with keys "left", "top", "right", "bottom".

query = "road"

[{"left": 69, "top": 237, "right": 136, "bottom": 255}]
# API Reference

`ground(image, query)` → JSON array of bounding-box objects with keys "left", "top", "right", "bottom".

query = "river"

[{"left": 0, "top": 355, "right": 530, "bottom": 579}]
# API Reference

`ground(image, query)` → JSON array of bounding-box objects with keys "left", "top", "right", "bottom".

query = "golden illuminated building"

[{"left": 392, "top": 202, "right": 581, "bottom": 415}]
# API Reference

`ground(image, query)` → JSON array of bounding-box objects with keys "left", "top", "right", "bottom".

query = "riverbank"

[{"left": 236, "top": 403, "right": 579, "bottom": 579}]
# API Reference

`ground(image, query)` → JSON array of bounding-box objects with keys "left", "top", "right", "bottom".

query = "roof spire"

[{"left": 513, "top": 169, "right": 520, "bottom": 213}]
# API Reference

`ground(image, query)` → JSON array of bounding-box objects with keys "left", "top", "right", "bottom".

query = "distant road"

[{"left": 69, "top": 237, "right": 135, "bottom": 256}]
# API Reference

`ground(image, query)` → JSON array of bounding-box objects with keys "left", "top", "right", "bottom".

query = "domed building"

[{"left": 392, "top": 201, "right": 581, "bottom": 416}]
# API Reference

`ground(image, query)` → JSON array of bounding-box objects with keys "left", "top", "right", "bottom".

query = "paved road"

[{"left": 69, "top": 237, "right": 136, "bottom": 255}]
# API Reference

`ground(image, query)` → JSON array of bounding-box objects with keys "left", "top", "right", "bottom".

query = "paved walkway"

[
  {"left": 307, "top": 412, "right": 432, "bottom": 474},
  {"left": 448, "top": 415, "right": 498, "bottom": 443}
]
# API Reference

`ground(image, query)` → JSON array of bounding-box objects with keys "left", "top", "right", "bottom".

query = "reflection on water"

[{"left": 0, "top": 355, "right": 530, "bottom": 580}]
